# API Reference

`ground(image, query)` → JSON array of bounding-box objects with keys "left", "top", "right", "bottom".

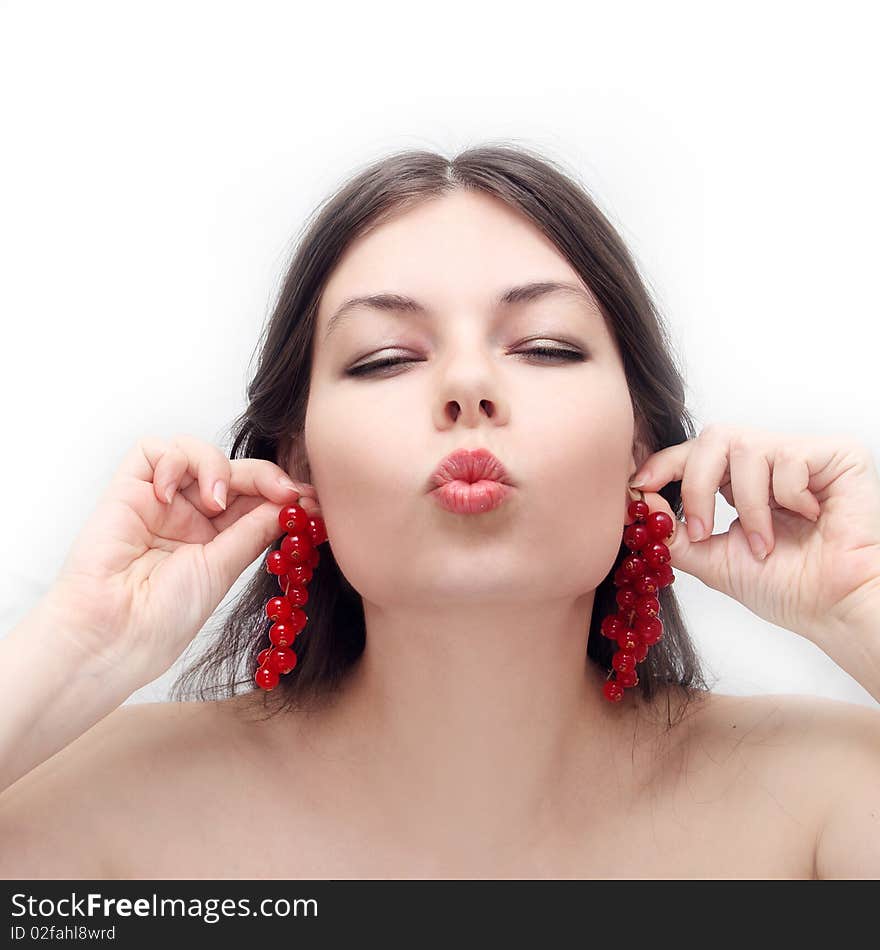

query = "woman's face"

[{"left": 296, "top": 190, "right": 640, "bottom": 608}]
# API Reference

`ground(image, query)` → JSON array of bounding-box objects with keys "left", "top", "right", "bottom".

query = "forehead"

[{"left": 317, "top": 190, "right": 594, "bottom": 327}]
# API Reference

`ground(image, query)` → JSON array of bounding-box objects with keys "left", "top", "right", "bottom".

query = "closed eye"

[{"left": 345, "top": 346, "right": 586, "bottom": 377}]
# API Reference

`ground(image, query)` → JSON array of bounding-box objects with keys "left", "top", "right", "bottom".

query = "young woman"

[{"left": 2, "top": 145, "right": 878, "bottom": 880}]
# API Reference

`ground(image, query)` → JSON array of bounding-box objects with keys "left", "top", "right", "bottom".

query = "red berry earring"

[
  {"left": 600, "top": 488, "right": 675, "bottom": 703},
  {"left": 255, "top": 501, "right": 328, "bottom": 691}
]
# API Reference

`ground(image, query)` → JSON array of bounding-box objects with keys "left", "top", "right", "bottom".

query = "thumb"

[
  {"left": 630, "top": 490, "right": 726, "bottom": 594},
  {"left": 662, "top": 506, "right": 730, "bottom": 594},
  {"left": 202, "top": 499, "right": 298, "bottom": 600}
]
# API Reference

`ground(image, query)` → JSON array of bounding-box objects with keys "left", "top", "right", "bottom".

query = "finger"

[
  {"left": 173, "top": 456, "right": 318, "bottom": 521},
  {"left": 121, "top": 435, "right": 320, "bottom": 521},
  {"left": 153, "top": 435, "right": 318, "bottom": 516},
  {"left": 295, "top": 494, "right": 323, "bottom": 518},
  {"left": 728, "top": 440, "right": 774, "bottom": 560},
  {"left": 134, "top": 437, "right": 212, "bottom": 508},
  {"left": 194, "top": 490, "right": 272, "bottom": 535},
  {"left": 720, "top": 477, "right": 784, "bottom": 512},
  {"left": 679, "top": 436, "right": 729, "bottom": 543},
  {"left": 133, "top": 438, "right": 193, "bottom": 507},
  {"left": 149, "top": 444, "right": 186, "bottom": 504},
  {"left": 176, "top": 489, "right": 324, "bottom": 543},
  {"left": 145, "top": 434, "right": 233, "bottom": 513},
  {"left": 225, "top": 458, "right": 316, "bottom": 507},
  {"left": 109, "top": 436, "right": 174, "bottom": 503},
  {"left": 202, "top": 498, "right": 315, "bottom": 604},
  {"left": 630, "top": 440, "right": 693, "bottom": 490},
  {"left": 771, "top": 446, "right": 822, "bottom": 523},
  {"left": 663, "top": 511, "right": 734, "bottom": 594}
]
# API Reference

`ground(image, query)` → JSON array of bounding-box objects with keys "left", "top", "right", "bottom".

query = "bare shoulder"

[
  {"left": 0, "top": 696, "right": 257, "bottom": 879},
  {"left": 683, "top": 690, "right": 880, "bottom": 841},
  {"left": 0, "top": 701, "right": 186, "bottom": 878},
  {"left": 693, "top": 689, "right": 880, "bottom": 759},
  {"left": 751, "top": 691, "right": 880, "bottom": 879}
]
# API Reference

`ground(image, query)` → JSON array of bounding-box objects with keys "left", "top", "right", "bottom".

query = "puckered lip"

[{"left": 428, "top": 447, "right": 515, "bottom": 491}]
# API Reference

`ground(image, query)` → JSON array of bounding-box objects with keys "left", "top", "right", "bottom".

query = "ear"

[
  {"left": 630, "top": 414, "right": 653, "bottom": 477},
  {"left": 277, "top": 431, "right": 313, "bottom": 487}
]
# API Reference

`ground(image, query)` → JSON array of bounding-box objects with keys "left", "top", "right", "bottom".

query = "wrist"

[
  {"left": 26, "top": 591, "right": 155, "bottom": 693},
  {"left": 812, "top": 593, "right": 880, "bottom": 703},
  {"left": 0, "top": 597, "right": 148, "bottom": 793}
]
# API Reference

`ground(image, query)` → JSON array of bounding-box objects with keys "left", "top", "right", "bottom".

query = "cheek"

[
  {"left": 520, "top": 371, "right": 633, "bottom": 485},
  {"left": 520, "top": 382, "right": 633, "bottom": 584},
  {"left": 304, "top": 393, "right": 417, "bottom": 556},
  {"left": 306, "top": 396, "right": 412, "bottom": 495}
]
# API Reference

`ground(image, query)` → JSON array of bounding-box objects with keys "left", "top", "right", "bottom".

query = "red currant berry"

[
  {"left": 613, "top": 566, "right": 630, "bottom": 587},
  {"left": 308, "top": 515, "right": 328, "bottom": 546},
  {"left": 285, "top": 584, "right": 308, "bottom": 607},
  {"left": 266, "top": 550, "right": 292, "bottom": 576},
  {"left": 634, "top": 640, "right": 649, "bottom": 662},
  {"left": 635, "top": 595, "right": 660, "bottom": 619},
  {"left": 277, "top": 572, "right": 312, "bottom": 597},
  {"left": 655, "top": 563, "right": 674, "bottom": 588},
  {"left": 615, "top": 586, "right": 638, "bottom": 610},
  {"left": 621, "top": 554, "right": 647, "bottom": 580},
  {"left": 603, "top": 680, "right": 625, "bottom": 702},
  {"left": 617, "top": 629, "right": 640, "bottom": 652},
  {"left": 623, "top": 523, "right": 649, "bottom": 552},
  {"left": 289, "top": 563, "right": 313, "bottom": 585},
  {"left": 635, "top": 616, "right": 663, "bottom": 645},
  {"left": 642, "top": 541, "right": 671, "bottom": 570},
  {"left": 627, "top": 500, "right": 649, "bottom": 522},
  {"left": 281, "top": 532, "right": 314, "bottom": 565},
  {"left": 265, "top": 596, "right": 292, "bottom": 623},
  {"left": 646, "top": 511, "right": 674, "bottom": 541},
  {"left": 612, "top": 650, "right": 637, "bottom": 674},
  {"left": 308, "top": 547, "right": 320, "bottom": 569},
  {"left": 601, "top": 615, "right": 624, "bottom": 640},
  {"left": 257, "top": 648, "right": 273, "bottom": 666},
  {"left": 634, "top": 572, "right": 660, "bottom": 596},
  {"left": 269, "top": 621, "right": 296, "bottom": 647},
  {"left": 255, "top": 665, "right": 279, "bottom": 691},
  {"left": 286, "top": 607, "right": 308, "bottom": 635},
  {"left": 617, "top": 668, "right": 639, "bottom": 688},
  {"left": 268, "top": 647, "right": 297, "bottom": 675},
  {"left": 278, "top": 504, "right": 310, "bottom": 536}
]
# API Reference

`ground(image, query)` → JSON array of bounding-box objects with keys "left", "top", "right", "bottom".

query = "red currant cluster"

[
  {"left": 256, "top": 502, "right": 328, "bottom": 691},
  {"left": 600, "top": 497, "right": 675, "bottom": 703}
]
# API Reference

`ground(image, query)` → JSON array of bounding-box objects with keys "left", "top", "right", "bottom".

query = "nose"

[
  {"left": 445, "top": 395, "right": 496, "bottom": 424},
  {"left": 432, "top": 351, "right": 510, "bottom": 429}
]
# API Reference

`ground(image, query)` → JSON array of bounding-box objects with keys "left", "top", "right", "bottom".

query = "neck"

[{"left": 277, "top": 593, "right": 647, "bottom": 863}]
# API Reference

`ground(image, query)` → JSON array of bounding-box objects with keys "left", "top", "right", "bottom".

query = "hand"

[
  {"left": 627, "top": 424, "right": 880, "bottom": 646},
  {"left": 45, "top": 434, "right": 322, "bottom": 682}
]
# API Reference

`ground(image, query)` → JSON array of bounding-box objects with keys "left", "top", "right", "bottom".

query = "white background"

[{"left": 1, "top": 1, "right": 877, "bottom": 708}]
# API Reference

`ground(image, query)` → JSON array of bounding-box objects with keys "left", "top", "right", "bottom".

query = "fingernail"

[
  {"left": 164, "top": 486, "right": 175, "bottom": 504},
  {"left": 278, "top": 477, "right": 298, "bottom": 493},
  {"left": 687, "top": 517, "right": 705, "bottom": 542},
  {"left": 630, "top": 472, "right": 649, "bottom": 488},
  {"left": 213, "top": 480, "right": 227, "bottom": 511},
  {"left": 748, "top": 532, "right": 767, "bottom": 561}
]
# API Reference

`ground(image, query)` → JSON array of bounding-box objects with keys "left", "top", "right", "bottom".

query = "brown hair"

[{"left": 169, "top": 142, "right": 713, "bottom": 729}]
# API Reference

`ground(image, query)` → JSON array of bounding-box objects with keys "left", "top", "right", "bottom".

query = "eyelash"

[{"left": 345, "top": 346, "right": 586, "bottom": 377}]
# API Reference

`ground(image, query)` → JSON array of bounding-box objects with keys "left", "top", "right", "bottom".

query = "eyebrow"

[{"left": 322, "top": 280, "right": 597, "bottom": 342}]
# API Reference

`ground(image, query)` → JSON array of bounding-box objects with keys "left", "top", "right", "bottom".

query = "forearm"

[
  {"left": 812, "top": 605, "right": 880, "bottom": 704},
  {"left": 0, "top": 595, "right": 149, "bottom": 794}
]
